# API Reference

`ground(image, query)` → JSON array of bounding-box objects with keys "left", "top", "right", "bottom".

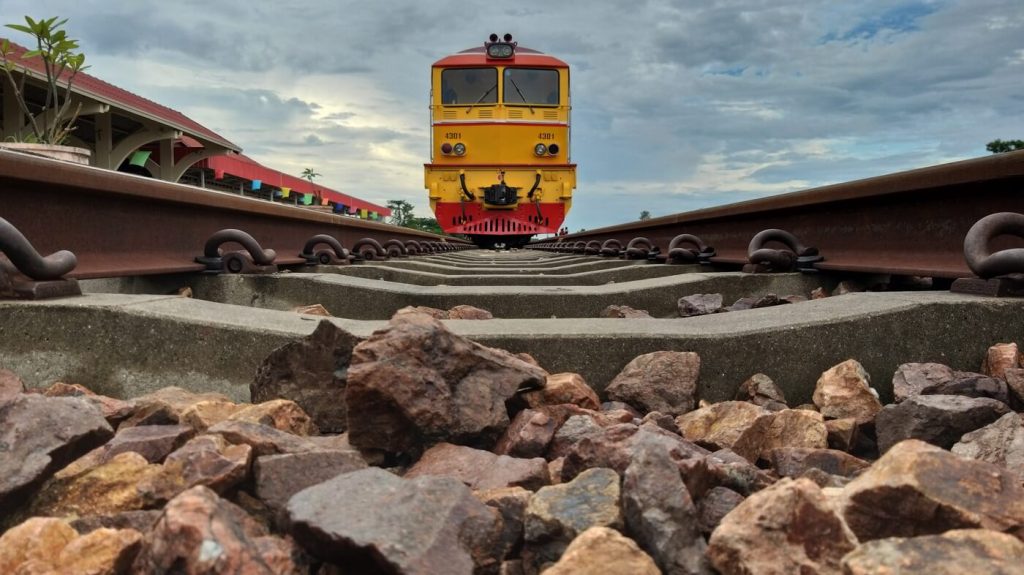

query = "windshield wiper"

[
  {"left": 467, "top": 84, "right": 497, "bottom": 112},
  {"left": 508, "top": 77, "right": 534, "bottom": 114}
]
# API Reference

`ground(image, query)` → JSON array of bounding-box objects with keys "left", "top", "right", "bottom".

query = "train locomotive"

[{"left": 425, "top": 34, "right": 576, "bottom": 249}]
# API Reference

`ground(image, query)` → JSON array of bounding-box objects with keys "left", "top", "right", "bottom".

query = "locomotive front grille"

[{"left": 483, "top": 184, "right": 519, "bottom": 206}]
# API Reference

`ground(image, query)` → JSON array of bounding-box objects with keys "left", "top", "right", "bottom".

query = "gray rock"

[
  {"left": 875, "top": 394, "right": 1010, "bottom": 453},
  {"left": 734, "top": 373, "right": 788, "bottom": 411},
  {"left": 696, "top": 487, "right": 744, "bottom": 536},
  {"left": 677, "top": 293, "right": 724, "bottom": 317},
  {"left": 288, "top": 467, "right": 501, "bottom": 574},
  {"left": 406, "top": 443, "right": 550, "bottom": 491},
  {"left": 951, "top": 412, "right": 1024, "bottom": 481},
  {"left": 623, "top": 443, "right": 712, "bottom": 574},
  {"left": 251, "top": 320, "right": 361, "bottom": 433},
  {"left": 345, "top": 313, "right": 547, "bottom": 455},
  {"left": 0, "top": 395, "right": 113, "bottom": 509},
  {"left": 0, "top": 368, "right": 25, "bottom": 403}
]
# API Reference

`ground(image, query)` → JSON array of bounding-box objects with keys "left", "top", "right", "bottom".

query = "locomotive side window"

[
  {"left": 440, "top": 68, "right": 498, "bottom": 105},
  {"left": 503, "top": 68, "right": 559, "bottom": 106}
]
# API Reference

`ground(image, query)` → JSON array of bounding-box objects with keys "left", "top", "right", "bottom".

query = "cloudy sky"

[{"left": 4, "top": 1, "right": 1021, "bottom": 230}]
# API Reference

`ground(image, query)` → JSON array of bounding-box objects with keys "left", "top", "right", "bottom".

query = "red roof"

[
  {"left": 433, "top": 45, "right": 569, "bottom": 68},
  {"left": 201, "top": 154, "right": 390, "bottom": 215},
  {"left": 1, "top": 40, "right": 239, "bottom": 150}
]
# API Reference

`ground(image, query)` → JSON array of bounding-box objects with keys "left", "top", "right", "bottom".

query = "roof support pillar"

[
  {"left": 165, "top": 145, "right": 231, "bottom": 183},
  {"left": 109, "top": 124, "right": 180, "bottom": 171},
  {"left": 92, "top": 110, "right": 113, "bottom": 169}
]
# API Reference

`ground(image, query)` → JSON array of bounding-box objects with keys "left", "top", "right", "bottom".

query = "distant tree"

[
  {"left": 301, "top": 167, "right": 322, "bottom": 200},
  {"left": 987, "top": 139, "right": 1024, "bottom": 153},
  {"left": 639, "top": 210, "right": 651, "bottom": 220},
  {"left": 387, "top": 199, "right": 415, "bottom": 227},
  {"left": 406, "top": 216, "right": 443, "bottom": 235}
]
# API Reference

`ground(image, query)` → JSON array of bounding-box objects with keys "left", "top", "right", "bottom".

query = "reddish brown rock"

[
  {"left": 228, "top": 399, "right": 318, "bottom": 436},
  {"left": 875, "top": 394, "right": 1010, "bottom": 453},
  {"left": 812, "top": 359, "right": 883, "bottom": 425},
  {"left": 605, "top": 351, "right": 701, "bottom": 416},
  {"left": 832, "top": 280, "right": 866, "bottom": 295},
  {"left": 543, "top": 527, "right": 660, "bottom": 575},
  {"left": 55, "top": 527, "right": 143, "bottom": 575},
  {"left": 292, "top": 303, "right": 331, "bottom": 316},
  {"left": 0, "top": 394, "right": 113, "bottom": 509},
  {"left": 0, "top": 517, "right": 78, "bottom": 573},
  {"left": 675, "top": 401, "right": 773, "bottom": 462},
  {"left": 623, "top": 442, "right": 712, "bottom": 574},
  {"left": 982, "top": 342, "right": 1021, "bottom": 380},
  {"left": 760, "top": 409, "right": 828, "bottom": 458},
  {"left": 208, "top": 420, "right": 322, "bottom": 456},
  {"left": 407, "top": 443, "right": 550, "bottom": 491},
  {"left": 841, "top": 529, "right": 1024, "bottom": 574},
  {"left": 345, "top": 313, "right": 547, "bottom": 455},
  {"left": 70, "top": 510, "right": 162, "bottom": 535},
  {"left": 1006, "top": 368, "right": 1024, "bottom": 409},
  {"left": 707, "top": 478, "right": 858, "bottom": 575},
  {"left": 251, "top": 320, "right": 361, "bottom": 434},
  {"left": 769, "top": 447, "right": 870, "bottom": 479},
  {"left": 751, "top": 293, "right": 789, "bottom": 308},
  {"left": 475, "top": 487, "right": 532, "bottom": 563},
  {"left": 599, "top": 305, "right": 653, "bottom": 318},
  {"left": 734, "top": 373, "right": 788, "bottom": 411},
  {"left": 448, "top": 304, "right": 494, "bottom": 319},
  {"left": 178, "top": 399, "right": 244, "bottom": 432},
  {"left": 102, "top": 424, "right": 196, "bottom": 464},
  {"left": 951, "top": 412, "right": 1024, "bottom": 481},
  {"left": 524, "top": 468, "right": 623, "bottom": 570},
  {"left": 521, "top": 372, "right": 600, "bottom": 410},
  {"left": 393, "top": 305, "right": 449, "bottom": 319},
  {"left": 840, "top": 439, "right": 1024, "bottom": 541},
  {"left": 0, "top": 368, "right": 25, "bottom": 403},
  {"left": 288, "top": 467, "right": 501, "bottom": 574},
  {"left": 254, "top": 449, "right": 367, "bottom": 516},
  {"left": 41, "top": 381, "right": 137, "bottom": 424},
  {"left": 696, "top": 487, "right": 745, "bottom": 536},
  {"left": 678, "top": 293, "right": 724, "bottom": 317},
  {"left": 495, "top": 408, "right": 560, "bottom": 458},
  {"left": 892, "top": 362, "right": 956, "bottom": 403},
  {"left": 810, "top": 287, "right": 828, "bottom": 299},
  {"left": 31, "top": 452, "right": 164, "bottom": 518},
  {"left": 641, "top": 411, "right": 679, "bottom": 434},
  {"left": 562, "top": 423, "right": 708, "bottom": 481},
  {"left": 141, "top": 434, "right": 253, "bottom": 502},
  {"left": 825, "top": 417, "right": 859, "bottom": 452},
  {"left": 135, "top": 486, "right": 306, "bottom": 573}
]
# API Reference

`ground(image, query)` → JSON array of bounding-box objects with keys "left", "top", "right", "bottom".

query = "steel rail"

[
  {"left": 540, "top": 151, "right": 1024, "bottom": 278},
  {"left": 0, "top": 149, "right": 468, "bottom": 279}
]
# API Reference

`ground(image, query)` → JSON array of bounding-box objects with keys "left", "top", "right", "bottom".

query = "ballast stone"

[
  {"left": 606, "top": 350, "right": 701, "bottom": 416},
  {"left": 345, "top": 313, "right": 547, "bottom": 455}
]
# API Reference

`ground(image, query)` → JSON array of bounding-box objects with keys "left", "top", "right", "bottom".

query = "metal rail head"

[
  {"left": 747, "top": 228, "right": 823, "bottom": 272},
  {"left": 0, "top": 217, "right": 78, "bottom": 280},
  {"left": 352, "top": 238, "right": 387, "bottom": 261},
  {"left": 625, "top": 237, "right": 658, "bottom": 260},
  {"left": 964, "top": 212, "right": 1024, "bottom": 278},
  {"left": 384, "top": 239, "right": 409, "bottom": 258},
  {"left": 196, "top": 229, "right": 277, "bottom": 274},
  {"left": 599, "top": 239, "right": 623, "bottom": 257},
  {"left": 300, "top": 234, "right": 349, "bottom": 265},
  {"left": 668, "top": 233, "right": 716, "bottom": 265}
]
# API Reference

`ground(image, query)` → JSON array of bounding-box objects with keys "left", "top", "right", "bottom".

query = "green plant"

[{"left": 0, "top": 16, "right": 88, "bottom": 145}]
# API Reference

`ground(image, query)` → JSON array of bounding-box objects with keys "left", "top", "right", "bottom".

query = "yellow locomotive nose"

[{"left": 425, "top": 35, "right": 576, "bottom": 249}]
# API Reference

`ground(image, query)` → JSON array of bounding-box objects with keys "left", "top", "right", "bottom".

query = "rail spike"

[
  {"left": 0, "top": 216, "right": 81, "bottom": 299},
  {"left": 196, "top": 229, "right": 277, "bottom": 274},
  {"left": 300, "top": 234, "right": 349, "bottom": 265},
  {"left": 573, "top": 241, "right": 588, "bottom": 254},
  {"left": 625, "top": 237, "right": 659, "bottom": 260},
  {"left": 668, "top": 234, "right": 716, "bottom": 265},
  {"left": 746, "top": 229, "right": 823, "bottom": 273},
  {"left": 384, "top": 239, "right": 408, "bottom": 258},
  {"left": 964, "top": 212, "right": 1024, "bottom": 279},
  {"left": 584, "top": 240, "right": 601, "bottom": 255},
  {"left": 404, "top": 240, "right": 422, "bottom": 255},
  {"left": 352, "top": 238, "right": 387, "bottom": 261},
  {"left": 599, "top": 239, "right": 623, "bottom": 258}
]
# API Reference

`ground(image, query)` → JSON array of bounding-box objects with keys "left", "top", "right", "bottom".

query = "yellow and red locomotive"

[{"left": 425, "top": 34, "right": 576, "bottom": 248}]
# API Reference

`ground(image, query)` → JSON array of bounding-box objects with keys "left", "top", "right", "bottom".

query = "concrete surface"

[
  {"left": 319, "top": 262, "right": 705, "bottom": 286},
  {"left": 2, "top": 292, "right": 1021, "bottom": 405}
]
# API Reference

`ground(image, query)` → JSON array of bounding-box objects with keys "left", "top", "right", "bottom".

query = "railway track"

[{"left": 2, "top": 149, "right": 1024, "bottom": 573}]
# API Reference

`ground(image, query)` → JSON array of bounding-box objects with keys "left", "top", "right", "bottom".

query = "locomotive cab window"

[
  {"left": 440, "top": 67, "right": 498, "bottom": 105},
  {"left": 503, "top": 68, "right": 559, "bottom": 106}
]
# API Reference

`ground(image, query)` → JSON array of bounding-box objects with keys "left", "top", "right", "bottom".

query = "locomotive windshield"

[
  {"left": 441, "top": 68, "right": 498, "bottom": 105},
  {"left": 503, "top": 68, "right": 559, "bottom": 106}
]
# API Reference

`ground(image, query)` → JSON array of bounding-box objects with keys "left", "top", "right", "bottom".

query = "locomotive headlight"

[
  {"left": 487, "top": 43, "right": 515, "bottom": 58},
  {"left": 548, "top": 143, "right": 560, "bottom": 156},
  {"left": 534, "top": 143, "right": 547, "bottom": 156},
  {"left": 453, "top": 142, "right": 467, "bottom": 156}
]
